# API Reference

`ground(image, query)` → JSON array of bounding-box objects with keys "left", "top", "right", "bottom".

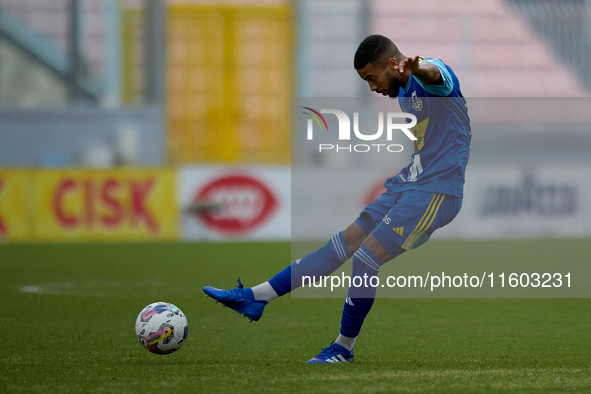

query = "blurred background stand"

[{"left": 0, "top": 0, "right": 590, "bottom": 242}]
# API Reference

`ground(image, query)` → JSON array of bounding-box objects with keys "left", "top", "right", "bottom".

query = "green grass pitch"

[{"left": 1, "top": 239, "right": 590, "bottom": 393}]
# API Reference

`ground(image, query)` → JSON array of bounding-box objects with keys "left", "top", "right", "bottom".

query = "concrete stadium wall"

[{"left": 0, "top": 106, "right": 165, "bottom": 167}]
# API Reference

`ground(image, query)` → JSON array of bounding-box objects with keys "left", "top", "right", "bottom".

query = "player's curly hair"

[{"left": 354, "top": 35, "right": 400, "bottom": 70}]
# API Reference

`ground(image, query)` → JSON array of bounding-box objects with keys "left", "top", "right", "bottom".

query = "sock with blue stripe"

[
  {"left": 261, "top": 232, "right": 351, "bottom": 299},
  {"left": 339, "top": 245, "right": 382, "bottom": 339},
  {"left": 338, "top": 242, "right": 405, "bottom": 344}
]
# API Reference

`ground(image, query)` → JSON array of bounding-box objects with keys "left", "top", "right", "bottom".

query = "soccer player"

[{"left": 203, "top": 35, "right": 471, "bottom": 364}]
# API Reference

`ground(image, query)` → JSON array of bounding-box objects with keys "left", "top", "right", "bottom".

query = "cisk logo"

[{"left": 302, "top": 107, "right": 417, "bottom": 153}]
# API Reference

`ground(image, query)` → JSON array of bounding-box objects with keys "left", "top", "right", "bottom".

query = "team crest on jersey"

[{"left": 412, "top": 91, "right": 423, "bottom": 111}]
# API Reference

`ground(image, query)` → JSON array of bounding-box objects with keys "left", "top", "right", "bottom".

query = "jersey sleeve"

[{"left": 414, "top": 59, "right": 454, "bottom": 97}]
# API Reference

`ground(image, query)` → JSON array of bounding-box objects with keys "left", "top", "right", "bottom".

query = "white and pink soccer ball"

[{"left": 135, "top": 302, "right": 188, "bottom": 354}]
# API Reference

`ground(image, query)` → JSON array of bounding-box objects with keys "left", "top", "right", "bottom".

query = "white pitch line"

[
  {"left": 19, "top": 281, "right": 167, "bottom": 297},
  {"left": 20, "top": 285, "right": 41, "bottom": 294}
]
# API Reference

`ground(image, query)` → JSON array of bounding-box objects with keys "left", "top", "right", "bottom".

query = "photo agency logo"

[{"left": 302, "top": 107, "right": 418, "bottom": 153}]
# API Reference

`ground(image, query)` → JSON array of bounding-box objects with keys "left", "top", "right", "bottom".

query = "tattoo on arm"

[{"left": 413, "top": 62, "right": 443, "bottom": 86}]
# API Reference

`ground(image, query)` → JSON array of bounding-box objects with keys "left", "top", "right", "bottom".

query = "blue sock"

[
  {"left": 340, "top": 245, "right": 382, "bottom": 337},
  {"left": 268, "top": 232, "right": 351, "bottom": 297},
  {"left": 340, "top": 243, "right": 405, "bottom": 337}
]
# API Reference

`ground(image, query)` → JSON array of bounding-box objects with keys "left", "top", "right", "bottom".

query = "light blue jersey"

[{"left": 390, "top": 57, "right": 471, "bottom": 198}]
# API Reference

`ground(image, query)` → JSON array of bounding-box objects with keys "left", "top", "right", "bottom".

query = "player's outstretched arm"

[{"left": 395, "top": 55, "right": 443, "bottom": 86}]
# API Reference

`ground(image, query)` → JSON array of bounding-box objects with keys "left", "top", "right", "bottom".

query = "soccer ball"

[{"left": 135, "top": 302, "right": 188, "bottom": 354}]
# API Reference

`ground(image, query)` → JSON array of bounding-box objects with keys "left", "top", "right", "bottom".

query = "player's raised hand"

[{"left": 395, "top": 55, "right": 421, "bottom": 76}]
